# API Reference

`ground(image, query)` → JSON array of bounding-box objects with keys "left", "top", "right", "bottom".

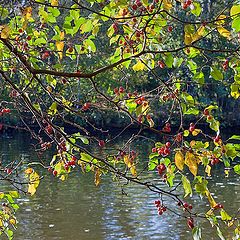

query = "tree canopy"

[{"left": 0, "top": 0, "right": 240, "bottom": 239}]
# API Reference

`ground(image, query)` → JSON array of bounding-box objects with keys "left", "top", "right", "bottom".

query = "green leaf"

[
  {"left": 80, "top": 152, "right": 93, "bottom": 162},
  {"left": 164, "top": 53, "right": 174, "bottom": 68},
  {"left": 229, "top": 135, "right": 240, "bottom": 141},
  {"left": 232, "top": 17, "right": 240, "bottom": 32},
  {"left": 234, "top": 164, "right": 240, "bottom": 175},
  {"left": 8, "top": 191, "right": 19, "bottom": 198},
  {"left": 210, "top": 67, "right": 223, "bottom": 81},
  {"left": 192, "top": 227, "right": 202, "bottom": 240},
  {"left": 79, "top": 136, "right": 89, "bottom": 145},
  {"left": 220, "top": 209, "right": 232, "bottom": 221},
  {"left": 81, "top": 20, "right": 93, "bottom": 33},
  {"left": 230, "top": 5, "right": 240, "bottom": 17},
  {"left": 184, "top": 108, "right": 199, "bottom": 115},
  {"left": 191, "top": 2, "right": 202, "bottom": 16},
  {"left": 182, "top": 175, "right": 192, "bottom": 197}
]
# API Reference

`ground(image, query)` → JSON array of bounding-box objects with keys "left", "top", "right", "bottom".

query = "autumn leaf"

[
  {"left": 163, "top": 0, "right": 173, "bottom": 11},
  {"left": 130, "top": 165, "right": 137, "bottom": 177},
  {"left": 94, "top": 168, "right": 101, "bottom": 186},
  {"left": 185, "top": 151, "right": 198, "bottom": 176},
  {"left": 182, "top": 175, "right": 192, "bottom": 197},
  {"left": 192, "top": 129, "right": 201, "bottom": 136},
  {"left": 23, "top": 6, "right": 32, "bottom": 20},
  {"left": 56, "top": 41, "right": 64, "bottom": 60},
  {"left": 0, "top": 25, "right": 10, "bottom": 39},
  {"left": 205, "top": 189, "right": 217, "bottom": 208},
  {"left": 205, "top": 165, "right": 211, "bottom": 177},
  {"left": 28, "top": 171, "right": 40, "bottom": 196},
  {"left": 175, "top": 151, "right": 185, "bottom": 171},
  {"left": 25, "top": 168, "right": 33, "bottom": 174},
  {"left": 51, "top": 0, "right": 58, "bottom": 6},
  {"left": 217, "top": 26, "right": 231, "bottom": 39},
  {"left": 132, "top": 60, "right": 145, "bottom": 71}
]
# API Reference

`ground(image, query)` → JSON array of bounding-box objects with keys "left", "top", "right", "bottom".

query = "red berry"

[
  {"left": 187, "top": 218, "right": 194, "bottom": 229},
  {"left": 183, "top": 3, "right": 188, "bottom": 9},
  {"left": 82, "top": 102, "right": 90, "bottom": 111},
  {"left": 188, "top": 204, "right": 193, "bottom": 210},
  {"left": 45, "top": 125, "right": 53, "bottom": 134},
  {"left": 183, "top": 202, "right": 189, "bottom": 208},
  {"left": 53, "top": 170, "right": 58, "bottom": 176},
  {"left": 48, "top": 167, "right": 53, "bottom": 173},
  {"left": 154, "top": 200, "right": 161, "bottom": 206},
  {"left": 18, "top": 29, "right": 23, "bottom": 33},
  {"left": 203, "top": 109, "right": 209, "bottom": 116},
  {"left": 2, "top": 108, "right": 10, "bottom": 113},
  {"left": 158, "top": 61, "right": 165, "bottom": 69},
  {"left": 168, "top": 26, "right": 173, "bottom": 32},
  {"left": 186, "top": 0, "right": 192, "bottom": 5},
  {"left": 119, "top": 86, "right": 124, "bottom": 93},
  {"left": 98, "top": 140, "right": 105, "bottom": 147},
  {"left": 132, "top": 4, "right": 138, "bottom": 10},
  {"left": 64, "top": 164, "right": 69, "bottom": 171},
  {"left": 165, "top": 123, "right": 171, "bottom": 128},
  {"left": 214, "top": 135, "right": 220, "bottom": 143},
  {"left": 27, "top": 36, "right": 31, "bottom": 41},
  {"left": 6, "top": 168, "right": 12, "bottom": 175},
  {"left": 165, "top": 142, "right": 171, "bottom": 148}
]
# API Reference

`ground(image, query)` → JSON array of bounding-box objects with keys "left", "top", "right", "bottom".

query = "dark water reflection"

[{"left": 0, "top": 132, "right": 239, "bottom": 240}]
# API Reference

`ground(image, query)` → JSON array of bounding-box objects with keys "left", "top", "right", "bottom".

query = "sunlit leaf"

[
  {"left": 51, "top": 0, "right": 58, "bottom": 6},
  {"left": 192, "top": 129, "right": 201, "bottom": 136},
  {"left": 182, "top": 175, "right": 192, "bottom": 197},
  {"left": 163, "top": 0, "right": 173, "bottom": 11},
  {"left": 56, "top": 41, "right": 64, "bottom": 59},
  {"left": 23, "top": 6, "right": 32, "bottom": 20},
  {"left": 94, "top": 168, "right": 101, "bottom": 186},
  {"left": 220, "top": 209, "right": 232, "bottom": 221},
  {"left": 175, "top": 151, "right": 184, "bottom": 171},
  {"left": 205, "top": 189, "right": 217, "bottom": 208},
  {"left": 185, "top": 151, "right": 198, "bottom": 176},
  {"left": 205, "top": 165, "right": 211, "bottom": 177},
  {"left": 217, "top": 26, "right": 231, "bottom": 39},
  {"left": 0, "top": 25, "right": 10, "bottom": 39},
  {"left": 132, "top": 60, "right": 145, "bottom": 71},
  {"left": 230, "top": 5, "right": 240, "bottom": 17}
]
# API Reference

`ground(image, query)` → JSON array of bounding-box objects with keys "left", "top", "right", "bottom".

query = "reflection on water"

[{"left": 0, "top": 132, "right": 239, "bottom": 240}]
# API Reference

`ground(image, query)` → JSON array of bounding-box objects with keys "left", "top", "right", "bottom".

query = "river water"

[{"left": 0, "top": 132, "right": 239, "bottom": 240}]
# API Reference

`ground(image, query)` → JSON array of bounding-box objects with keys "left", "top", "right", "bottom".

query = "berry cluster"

[
  {"left": 162, "top": 122, "right": 171, "bottom": 133},
  {"left": 154, "top": 200, "right": 167, "bottom": 215}
]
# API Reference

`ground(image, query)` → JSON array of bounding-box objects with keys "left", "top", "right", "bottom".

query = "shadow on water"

[{"left": 0, "top": 131, "right": 239, "bottom": 240}]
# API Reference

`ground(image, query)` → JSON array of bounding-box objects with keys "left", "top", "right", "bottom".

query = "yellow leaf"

[
  {"left": 230, "top": 5, "right": 240, "bottom": 17},
  {"left": 217, "top": 26, "right": 231, "bottom": 39},
  {"left": 130, "top": 165, "right": 137, "bottom": 177},
  {"left": 51, "top": 0, "right": 58, "bottom": 6},
  {"left": 23, "top": 7, "right": 32, "bottom": 20},
  {"left": 94, "top": 168, "right": 101, "bottom": 186},
  {"left": 185, "top": 151, "right": 198, "bottom": 176},
  {"left": 0, "top": 25, "right": 10, "bottom": 39},
  {"left": 60, "top": 31, "right": 64, "bottom": 41},
  {"left": 123, "top": 154, "right": 130, "bottom": 167},
  {"left": 205, "top": 165, "right": 211, "bottom": 177},
  {"left": 192, "top": 128, "right": 201, "bottom": 136},
  {"left": 205, "top": 189, "right": 217, "bottom": 208},
  {"left": 163, "top": 0, "right": 173, "bottom": 11},
  {"left": 216, "top": 15, "right": 226, "bottom": 25},
  {"left": 9, "top": 218, "right": 16, "bottom": 225},
  {"left": 175, "top": 151, "right": 185, "bottom": 171},
  {"left": 147, "top": 117, "right": 154, "bottom": 127},
  {"left": 25, "top": 168, "right": 33, "bottom": 174},
  {"left": 28, "top": 184, "right": 37, "bottom": 196},
  {"left": 28, "top": 171, "right": 40, "bottom": 196},
  {"left": 56, "top": 41, "right": 64, "bottom": 60},
  {"left": 184, "top": 32, "right": 192, "bottom": 45},
  {"left": 192, "top": 26, "right": 205, "bottom": 42},
  {"left": 132, "top": 60, "right": 145, "bottom": 71}
]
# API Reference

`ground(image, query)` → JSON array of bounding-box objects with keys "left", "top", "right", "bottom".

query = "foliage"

[{"left": 0, "top": 0, "right": 240, "bottom": 239}]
